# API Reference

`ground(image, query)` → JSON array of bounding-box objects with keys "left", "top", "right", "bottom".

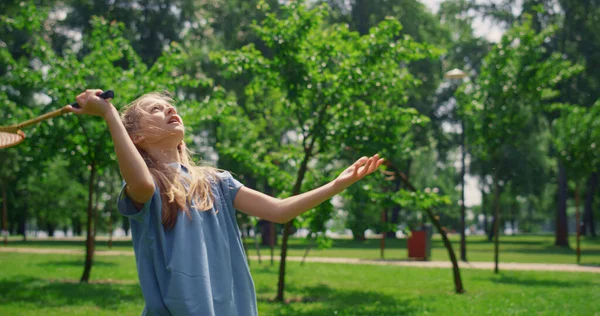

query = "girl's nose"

[{"left": 166, "top": 107, "right": 176, "bottom": 115}]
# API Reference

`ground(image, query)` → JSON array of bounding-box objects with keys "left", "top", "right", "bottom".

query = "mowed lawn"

[
  {"left": 0, "top": 252, "right": 599, "bottom": 315},
  {"left": 5, "top": 234, "right": 600, "bottom": 265}
]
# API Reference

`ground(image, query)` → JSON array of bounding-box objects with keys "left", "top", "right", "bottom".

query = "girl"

[{"left": 69, "top": 89, "right": 384, "bottom": 316}]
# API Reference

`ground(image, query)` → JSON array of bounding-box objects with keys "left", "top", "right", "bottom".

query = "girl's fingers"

[
  {"left": 75, "top": 94, "right": 85, "bottom": 107},
  {"left": 369, "top": 155, "right": 381, "bottom": 173},
  {"left": 352, "top": 156, "right": 368, "bottom": 177},
  {"left": 349, "top": 154, "right": 383, "bottom": 179},
  {"left": 359, "top": 158, "right": 373, "bottom": 177},
  {"left": 66, "top": 105, "right": 82, "bottom": 114},
  {"left": 354, "top": 156, "right": 368, "bottom": 166}
]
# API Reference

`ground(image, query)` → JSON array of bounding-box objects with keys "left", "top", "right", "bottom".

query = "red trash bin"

[{"left": 408, "top": 230, "right": 427, "bottom": 260}]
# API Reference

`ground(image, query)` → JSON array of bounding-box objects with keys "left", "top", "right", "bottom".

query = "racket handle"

[{"left": 70, "top": 90, "right": 115, "bottom": 108}]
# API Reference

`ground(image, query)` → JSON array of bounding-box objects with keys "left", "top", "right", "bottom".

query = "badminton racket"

[{"left": 0, "top": 90, "right": 114, "bottom": 149}]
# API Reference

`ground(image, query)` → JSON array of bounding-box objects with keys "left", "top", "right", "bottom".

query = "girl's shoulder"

[{"left": 189, "top": 166, "right": 233, "bottom": 182}]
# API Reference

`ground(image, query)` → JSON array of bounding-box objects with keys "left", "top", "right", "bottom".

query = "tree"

[
  {"left": 459, "top": 16, "right": 581, "bottom": 273},
  {"left": 473, "top": 0, "right": 600, "bottom": 244},
  {"left": 326, "top": 0, "right": 471, "bottom": 239},
  {"left": 213, "top": 1, "right": 439, "bottom": 301},
  {"left": 3, "top": 3, "right": 215, "bottom": 282},
  {"left": 553, "top": 101, "right": 600, "bottom": 261},
  {"left": 26, "top": 158, "right": 88, "bottom": 236},
  {"left": 59, "top": 0, "right": 203, "bottom": 65},
  {"left": 0, "top": 1, "right": 61, "bottom": 243}
]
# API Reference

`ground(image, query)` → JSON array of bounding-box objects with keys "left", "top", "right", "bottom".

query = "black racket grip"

[{"left": 70, "top": 90, "right": 115, "bottom": 108}]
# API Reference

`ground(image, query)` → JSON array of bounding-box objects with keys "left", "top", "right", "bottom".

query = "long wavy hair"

[{"left": 120, "top": 92, "right": 219, "bottom": 229}]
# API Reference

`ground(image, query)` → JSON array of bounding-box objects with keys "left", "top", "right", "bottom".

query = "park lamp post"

[{"left": 444, "top": 68, "right": 468, "bottom": 262}]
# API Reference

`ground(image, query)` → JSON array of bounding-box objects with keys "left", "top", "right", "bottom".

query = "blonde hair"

[{"left": 121, "top": 92, "right": 219, "bottom": 229}]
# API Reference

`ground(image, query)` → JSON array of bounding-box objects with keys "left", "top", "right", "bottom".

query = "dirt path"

[
  {"left": 255, "top": 256, "right": 600, "bottom": 273},
  {"left": 2, "top": 247, "right": 598, "bottom": 273}
]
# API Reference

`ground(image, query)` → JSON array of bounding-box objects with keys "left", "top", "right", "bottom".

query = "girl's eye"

[{"left": 151, "top": 106, "right": 160, "bottom": 112}]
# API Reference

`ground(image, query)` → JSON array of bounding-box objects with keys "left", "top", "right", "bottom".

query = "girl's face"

[{"left": 137, "top": 101, "right": 185, "bottom": 147}]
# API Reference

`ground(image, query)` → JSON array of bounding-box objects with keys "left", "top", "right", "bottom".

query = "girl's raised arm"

[
  {"left": 69, "top": 90, "right": 155, "bottom": 206},
  {"left": 233, "top": 154, "right": 384, "bottom": 223}
]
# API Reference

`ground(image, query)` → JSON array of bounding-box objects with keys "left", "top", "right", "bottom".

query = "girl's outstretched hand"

[{"left": 334, "top": 154, "right": 384, "bottom": 190}]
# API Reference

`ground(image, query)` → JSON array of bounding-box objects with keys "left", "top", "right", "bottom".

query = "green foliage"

[
  {"left": 394, "top": 189, "right": 452, "bottom": 211},
  {"left": 26, "top": 158, "right": 88, "bottom": 233},
  {"left": 340, "top": 180, "right": 383, "bottom": 239},
  {"left": 211, "top": 1, "right": 440, "bottom": 236},
  {"left": 460, "top": 15, "right": 582, "bottom": 163},
  {"left": 0, "top": 2, "right": 228, "bottom": 279},
  {"left": 553, "top": 101, "right": 600, "bottom": 180},
  {"left": 213, "top": 1, "right": 438, "bottom": 149}
]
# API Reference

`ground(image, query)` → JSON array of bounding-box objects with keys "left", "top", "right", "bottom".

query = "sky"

[{"left": 421, "top": 0, "right": 506, "bottom": 42}]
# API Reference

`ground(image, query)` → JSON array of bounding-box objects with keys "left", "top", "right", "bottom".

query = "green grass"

[
  {"left": 0, "top": 252, "right": 599, "bottom": 315},
  {"left": 5, "top": 234, "right": 600, "bottom": 265}
]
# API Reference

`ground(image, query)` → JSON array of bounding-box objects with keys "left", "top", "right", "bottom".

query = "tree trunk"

[
  {"left": 266, "top": 181, "right": 276, "bottom": 265},
  {"left": 510, "top": 199, "right": 517, "bottom": 234},
  {"left": 2, "top": 182, "right": 7, "bottom": 245},
  {"left": 352, "top": 228, "right": 366, "bottom": 240},
  {"left": 351, "top": 0, "right": 370, "bottom": 35},
  {"left": 107, "top": 211, "right": 113, "bottom": 249},
  {"left": 488, "top": 216, "right": 495, "bottom": 242},
  {"left": 526, "top": 199, "right": 534, "bottom": 233},
  {"left": 301, "top": 235, "right": 314, "bottom": 266},
  {"left": 398, "top": 172, "right": 465, "bottom": 293},
  {"left": 253, "top": 225, "right": 262, "bottom": 264},
  {"left": 583, "top": 172, "right": 598, "bottom": 237},
  {"left": 259, "top": 220, "right": 277, "bottom": 246},
  {"left": 47, "top": 224, "right": 56, "bottom": 237},
  {"left": 460, "top": 120, "right": 467, "bottom": 261},
  {"left": 482, "top": 188, "right": 488, "bottom": 235},
  {"left": 386, "top": 206, "right": 401, "bottom": 238},
  {"left": 108, "top": 177, "right": 115, "bottom": 249},
  {"left": 380, "top": 209, "right": 387, "bottom": 259},
  {"left": 493, "top": 176, "right": 501, "bottom": 274},
  {"left": 21, "top": 188, "right": 28, "bottom": 241},
  {"left": 386, "top": 177, "right": 402, "bottom": 238},
  {"left": 270, "top": 222, "right": 275, "bottom": 266},
  {"left": 93, "top": 176, "right": 101, "bottom": 239},
  {"left": 80, "top": 160, "right": 97, "bottom": 283},
  {"left": 575, "top": 183, "right": 581, "bottom": 264},
  {"left": 71, "top": 216, "right": 81, "bottom": 236},
  {"left": 555, "top": 165, "right": 570, "bottom": 247},
  {"left": 276, "top": 148, "right": 312, "bottom": 302},
  {"left": 18, "top": 188, "right": 27, "bottom": 241}
]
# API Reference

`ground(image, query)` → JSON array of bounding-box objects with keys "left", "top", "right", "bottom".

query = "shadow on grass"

[
  {"left": 460, "top": 239, "right": 544, "bottom": 246},
  {"left": 36, "top": 259, "right": 118, "bottom": 268},
  {"left": 257, "top": 283, "right": 420, "bottom": 315},
  {"left": 488, "top": 274, "right": 598, "bottom": 288},
  {"left": 578, "top": 263, "right": 600, "bottom": 267},
  {"left": 6, "top": 239, "right": 133, "bottom": 249},
  {"left": 0, "top": 276, "right": 142, "bottom": 310},
  {"left": 509, "top": 247, "right": 600, "bottom": 256}
]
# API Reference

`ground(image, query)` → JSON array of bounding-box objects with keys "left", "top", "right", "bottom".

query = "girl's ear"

[
  {"left": 178, "top": 141, "right": 186, "bottom": 152},
  {"left": 132, "top": 134, "right": 145, "bottom": 145}
]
